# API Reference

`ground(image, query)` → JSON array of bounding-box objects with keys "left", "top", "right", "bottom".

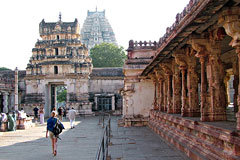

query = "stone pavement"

[
  {"left": 108, "top": 117, "right": 190, "bottom": 160},
  {"left": 0, "top": 116, "right": 190, "bottom": 160},
  {"left": 0, "top": 116, "right": 103, "bottom": 160}
]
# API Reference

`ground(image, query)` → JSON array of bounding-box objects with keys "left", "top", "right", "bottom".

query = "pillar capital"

[
  {"left": 148, "top": 72, "right": 158, "bottom": 83},
  {"left": 188, "top": 35, "right": 208, "bottom": 57},
  {"left": 172, "top": 50, "right": 187, "bottom": 69},
  {"left": 159, "top": 63, "right": 172, "bottom": 75},
  {"left": 219, "top": 7, "right": 240, "bottom": 49},
  {"left": 153, "top": 68, "right": 164, "bottom": 81}
]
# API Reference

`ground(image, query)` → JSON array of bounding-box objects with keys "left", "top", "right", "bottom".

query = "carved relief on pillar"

[
  {"left": 219, "top": 7, "right": 240, "bottom": 129},
  {"left": 172, "top": 53, "right": 184, "bottom": 114},
  {"left": 159, "top": 62, "right": 173, "bottom": 114},
  {"left": 186, "top": 48, "right": 200, "bottom": 117},
  {"left": 149, "top": 73, "right": 158, "bottom": 110},
  {"left": 173, "top": 51, "right": 188, "bottom": 116},
  {"left": 154, "top": 68, "right": 164, "bottom": 111}
]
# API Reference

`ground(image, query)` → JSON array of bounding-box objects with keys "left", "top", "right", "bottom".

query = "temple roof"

[
  {"left": 39, "top": 18, "right": 79, "bottom": 35},
  {"left": 90, "top": 68, "right": 123, "bottom": 77}
]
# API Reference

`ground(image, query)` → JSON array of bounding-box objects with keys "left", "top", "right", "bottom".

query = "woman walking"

[
  {"left": 39, "top": 107, "right": 44, "bottom": 124},
  {"left": 46, "top": 111, "right": 64, "bottom": 156}
]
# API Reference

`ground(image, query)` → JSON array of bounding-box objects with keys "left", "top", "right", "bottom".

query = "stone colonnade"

[{"left": 149, "top": 7, "right": 240, "bottom": 130}]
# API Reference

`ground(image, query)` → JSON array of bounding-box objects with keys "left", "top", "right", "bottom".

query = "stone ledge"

[{"left": 149, "top": 110, "right": 240, "bottom": 160}]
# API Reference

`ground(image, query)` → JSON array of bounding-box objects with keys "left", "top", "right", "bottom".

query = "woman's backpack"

[{"left": 53, "top": 119, "right": 64, "bottom": 137}]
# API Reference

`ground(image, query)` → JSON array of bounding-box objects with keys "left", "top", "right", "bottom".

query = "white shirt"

[{"left": 68, "top": 109, "right": 76, "bottom": 120}]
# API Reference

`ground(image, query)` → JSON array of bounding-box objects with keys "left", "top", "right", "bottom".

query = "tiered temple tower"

[
  {"left": 80, "top": 8, "right": 117, "bottom": 51},
  {"left": 23, "top": 14, "right": 93, "bottom": 116}
]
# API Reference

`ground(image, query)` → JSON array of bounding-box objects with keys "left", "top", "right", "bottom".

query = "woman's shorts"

[{"left": 49, "top": 131, "right": 56, "bottom": 139}]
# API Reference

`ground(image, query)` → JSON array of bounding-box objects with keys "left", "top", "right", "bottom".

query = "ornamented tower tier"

[
  {"left": 23, "top": 15, "right": 93, "bottom": 116},
  {"left": 80, "top": 9, "right": 117, "bottom": 51}
]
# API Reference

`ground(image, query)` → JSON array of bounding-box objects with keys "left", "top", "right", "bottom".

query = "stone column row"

[{"left": 219, "top": 7, "right": 240, "bottom": 130}]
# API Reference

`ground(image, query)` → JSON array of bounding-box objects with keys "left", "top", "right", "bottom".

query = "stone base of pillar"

[
  {"left": 236, "top": 112, "right": 240, "bottom": 130},
  {"left": 173, "top": 108, "right": 181, "bottom": 114},
  {"left": 184, "top": 111, "right": 200, "bottom": 117},
  {"left": 201, "top": 112, "right": 227, "bottom": 122},
  {"left": 167, "top": 108, "right": 174, "bottom": 114},
  {"left": 159, "top": 105, "right": 164, "bottom": 112}
]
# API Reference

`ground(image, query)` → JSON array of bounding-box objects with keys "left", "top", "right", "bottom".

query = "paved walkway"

[
  {"left": 108, "top": 117, "right": 190, "bottom": 160},
  {"left": 0, "top": 116, "right": 189, "bottom": 160},
  {"left": 0, "top": 116, "right": 103, "bottom": 160}
]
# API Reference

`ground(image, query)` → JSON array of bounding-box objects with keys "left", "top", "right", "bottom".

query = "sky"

[{"left": 0, "top": 0, "right": 190, "bottom": 70}]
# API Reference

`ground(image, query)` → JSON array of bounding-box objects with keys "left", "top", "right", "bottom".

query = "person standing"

[
  {"left": 63, "top": 107, "right": 67, "bottom": 120},
  {"left": 68, "top": 107, "right": 76, "bottom": 129},
  {"left": 33, "top": 106, "right": 39, "bottom": 123},
  {"left": 39, "top": 107, "right": 45, "bottom": 124},
  {"left": 46, "top": 111, "right": 64, "bottom": 156},
  {"left": 57, "top": 107, "right": 63, "bottom": 121},
  {"left": 7, "top": 113, "right": 16, "bottom": 131}
]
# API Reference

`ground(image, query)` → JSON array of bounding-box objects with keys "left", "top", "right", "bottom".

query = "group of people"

[
  {"left": 33, "top": 106, "right": 68, "bottom": 125},
  {"left": 0, "top": 112, "right": 17, "bottom": 131}
]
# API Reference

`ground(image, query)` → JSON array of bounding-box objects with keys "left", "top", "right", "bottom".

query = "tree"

[
  {"left": 0, "top": 67, "right": 11, "bottom": 71},
  {"left": 90, "top": 43, "right": 126, "bottom": 68},
  {"left": 57, "top": 88, "right": 67, "bottom": 102}
]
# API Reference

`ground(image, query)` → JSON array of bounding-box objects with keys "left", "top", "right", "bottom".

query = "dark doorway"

[{"left": 51, "top": 85, "right": 56, "bottom": 111}]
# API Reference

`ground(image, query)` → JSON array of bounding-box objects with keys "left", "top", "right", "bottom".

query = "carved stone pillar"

[
  {"left": 3, "top": 92, "right": 9, "bottom": 113},
  {"left": 160, "top": 63, "right": 173, "bottom": 113},
  {"left": 159, "top": 79, "right": 164, "bottom": 111},
  {"left": 219, "top": 7, "right": 240, "bottom": 130},
  {"left": 187, "top": 49, "right": 200, "bottom": 117},
  {"left": 149, "top": 73, "right": 158, "bottom": 110},
  {"left": 167, "top": 75, "right": 173, "bottom": 113},
  {"left": 199, "top": 56, "right": 208, "bottom": 121},
  {"left": 15, "top": 67, "right": 19, "bottom": 111},
  {"left": 181, "top": 68, "right": 187, "bottom": 117},
  {"left": 172, "top": 66, "right": 181, "bottom": 114},
  {"left": 154, "top": 69, "right": 164, "bottom": 111},
  {"left": 189, "top": 36, "right": 226, "bottom": 121},
  {"left": 163, "top": 78, "right": 168, "bottom": 112},
  {"left": 232, "top": 59, "right": 239, "bottom": 113},
  {"left": 154, "top": 82, "right": 158, "bottom": 110},
  {"left": 173, "top": 51, "right": 189, "bottom": 116}
]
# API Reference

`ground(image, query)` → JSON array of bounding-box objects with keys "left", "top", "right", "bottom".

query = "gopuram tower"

[
  {"left": 22, "top": 14, "right": 93, "bottom": 116},
  {"left": 80, "top": 8, "right": 117, "bottom": 51}
]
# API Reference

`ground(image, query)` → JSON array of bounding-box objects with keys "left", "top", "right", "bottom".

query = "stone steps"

[
  {"left": 149, "top": 119, "right": 221, "bottom": 160},
  {"left": 148, "top": 110, "right": 240, "bottom": 160}
]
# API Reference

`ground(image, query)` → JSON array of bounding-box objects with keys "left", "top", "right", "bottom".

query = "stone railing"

[
  {"left": 127, "top": 40, "right": 157, "bottom": 51},
  {"left": 158, "top": 0, "right": 200, "bottom": 46}
]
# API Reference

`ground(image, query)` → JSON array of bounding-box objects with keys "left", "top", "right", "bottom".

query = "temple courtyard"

[{"left": 0, "top": 116, "right": 188, "bottom": 160}]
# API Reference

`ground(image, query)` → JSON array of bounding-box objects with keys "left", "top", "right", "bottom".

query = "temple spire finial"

[{"left": 59, "top": 12, "right": 62, "bottom": 21}]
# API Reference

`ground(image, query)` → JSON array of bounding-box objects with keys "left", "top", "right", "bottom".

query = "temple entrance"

[
  {"left": 45, "top": 83, "right": 66, "bottom": 117},
  {"left": 50, "top": 84, "right": 67, "bottom": 110}
]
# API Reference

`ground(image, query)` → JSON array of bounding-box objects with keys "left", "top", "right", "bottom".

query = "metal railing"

[{"left": 96, "top": 112, "right": 111, "bottom": 160}]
